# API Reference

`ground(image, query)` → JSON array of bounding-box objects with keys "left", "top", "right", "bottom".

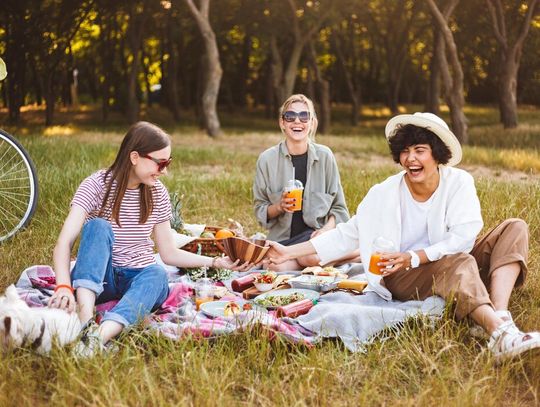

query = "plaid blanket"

[
  {"left": 14, "top": 265, "right": 316, "bottom": 345},
  {"left": 14, "top": 265, "right": 445, "bottom": 352}
]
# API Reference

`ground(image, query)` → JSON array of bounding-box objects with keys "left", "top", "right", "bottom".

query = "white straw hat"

[{"left": 384, "top": 112, "right": 462, "bottom": 166}]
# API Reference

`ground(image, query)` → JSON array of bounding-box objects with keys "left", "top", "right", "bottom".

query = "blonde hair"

[{"left": 279, "top": 94, "right": 318, "bottom": 141}]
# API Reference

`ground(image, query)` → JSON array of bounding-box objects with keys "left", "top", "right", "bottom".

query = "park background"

[{"left": 1, "top": 0, "right": 540, "bottom": 405}]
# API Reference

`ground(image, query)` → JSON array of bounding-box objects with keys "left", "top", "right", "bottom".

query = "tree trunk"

[
  {"left": 235, "top": 31, "right": 252, "bottom": 107},
  {"left": 308, "top": 41, "right": 330, "bottom": 134},
  {"left": 164, "top": 17, "right": 181, "bottom": 122},
  {"left": 126, "top": 52, "right": 141, "bottom": 123},
  {"left": 306, "top": 69, "right": 315, "bottom": 101},
  {"left": 425, "top": 26, "right": 442, "bottom": 115},
  {"left": 270, "top": 0, "right": 329, "bottom": 106},
  {"left": 184, "top": 0, "right": 222, "bottom": 138},
  {"left": 498, "top": 56, "right": 519, "bottom": 128},
  {"left": 5, "top": 14, "right": 26, "bottom": 123},
  {"left": 388, "top": 85, "right": 399, "bottom": 115},
  {"left": 427, "top": 0, "right": 468, "bottom": 144},
  {"left": 269, "top": 36, "right": 285, "bottom": 107},
  {"left": 44, "top": 73, "right": 56, "bottom": 126},
  {"left": 282, "top": 42, "right": 304, "bottom": 99},
  {"left": 141, "top": 51, "right": 152, "bottom": 107},
  {"left": 126, "top": 4, "right": 147, "bottom": 124},
  {"left": 332, "top": 33, "right": 361, "bottom": 126},
  {"left": 98, "top": 11, "right": 112, "bottom": 123},
  {"left": 264, "top": 56, "right": 275, "bottom": 118},
  {"left": 486, "top": 0, "right": 538, "bottom": 128}
]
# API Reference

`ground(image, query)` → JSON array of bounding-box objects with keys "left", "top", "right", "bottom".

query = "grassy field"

[{"left": 0, "top": 105, "right": 539, "bottom": 406}]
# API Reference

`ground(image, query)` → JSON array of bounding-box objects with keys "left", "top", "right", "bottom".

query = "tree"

[
  {"left": 365, "top": 0, "right": 421, "bottom": 114},
  {"left": 125, "top": 1, "right": 153, "bottom": 124},
  {"left": 266, "top": 0, "right": 331, "bottom": 106},
  {"left": 426, "top": 0, "right": 469, "bottom": 143},
  {"left": 331, "top": 13, "right": 363, "bottom": 125},
  {"left": 3, "top": 0, "right": 92, "bottom": 125},
  {"left": 307, "top": 40, "right": 330, "bottom": 133},
  {"left": 184, "top": 0, "right": 222, "bottom": 137},
  {"left": 485, "top": 0, "right": 539, "bottom": 128},
  {"left": 424, "top": 19, "right": 443, "bottom": 115}
]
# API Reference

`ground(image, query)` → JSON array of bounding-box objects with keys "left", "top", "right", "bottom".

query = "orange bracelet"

[{"left": 54, "top": 284, "right": 74, "bottom": 294}]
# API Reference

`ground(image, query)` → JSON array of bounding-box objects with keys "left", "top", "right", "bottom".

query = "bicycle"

[{"left": 0, "top": 129, "right": 39, "bottom": 242}]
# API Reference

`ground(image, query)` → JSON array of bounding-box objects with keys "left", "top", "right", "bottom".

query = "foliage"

[{"left": 0, "top": 0, "right": 539, "bottom": 126}]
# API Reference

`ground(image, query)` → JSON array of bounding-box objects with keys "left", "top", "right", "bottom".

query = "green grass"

[{"left": 1, "top": 104, "right": 539, "bottom": 405}]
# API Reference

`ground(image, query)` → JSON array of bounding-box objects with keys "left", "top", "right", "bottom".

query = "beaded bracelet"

[{"left": 54, "top": 284, "right": 74, "bottom": 294}]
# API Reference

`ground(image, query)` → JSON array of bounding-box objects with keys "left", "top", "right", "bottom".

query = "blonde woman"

[{"left": 253, "top": 94, "right": 358, "bottom": 270}]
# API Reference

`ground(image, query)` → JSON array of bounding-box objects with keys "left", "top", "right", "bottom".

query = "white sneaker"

[
  {"left": 72, "top": 322, "right": 117, "bottom": 359},
  {"left": 469, "top": 310, "right": 514, "bottom": 340},
  {"left": 488, "top": 320, "right": 540, "bottom": 363}
]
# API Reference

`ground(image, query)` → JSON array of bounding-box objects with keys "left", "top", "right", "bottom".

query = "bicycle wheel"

[{"left": 0, "top": 129, "right": 39, "bottom": 242}]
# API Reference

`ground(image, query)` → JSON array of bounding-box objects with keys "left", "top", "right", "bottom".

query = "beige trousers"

[{"left": 383, "top": 218, "right": 529, "bottom": 320}]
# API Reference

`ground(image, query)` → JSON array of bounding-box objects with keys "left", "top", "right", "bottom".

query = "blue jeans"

[{"left": 71, "top": 218, "right": 169, "bottom": 327}]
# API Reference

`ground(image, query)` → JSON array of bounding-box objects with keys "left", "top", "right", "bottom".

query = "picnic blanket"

[{"left": 13, "top": 264, "right": 445, "bottom": 352}]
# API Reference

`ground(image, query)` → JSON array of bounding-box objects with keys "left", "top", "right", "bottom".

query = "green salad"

[{"left": 255, "top": 292, "right": 305, "bottom": 307}]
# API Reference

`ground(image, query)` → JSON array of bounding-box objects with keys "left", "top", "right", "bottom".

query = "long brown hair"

[{"left": 98, "top": 121, "right": 171, "bottom": 226}]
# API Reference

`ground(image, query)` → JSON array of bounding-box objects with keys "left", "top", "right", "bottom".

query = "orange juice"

[
  {"left": 195, "top": 296, "right": 213, "bottom": 310},
  {"left": 368, "top": 253, "right": 384, "bottom": 275},
  {"left": 286, "top": 188, "right": 303, "bottom": 211}
]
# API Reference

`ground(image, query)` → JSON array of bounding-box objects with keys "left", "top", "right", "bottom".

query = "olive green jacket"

[{"left": 253, "top": 141, "right": 350, "bottom": 242}]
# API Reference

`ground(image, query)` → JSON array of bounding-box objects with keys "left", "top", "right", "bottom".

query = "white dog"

[{"left": 0, "top": 285, "right": 81, "bottom": 354}]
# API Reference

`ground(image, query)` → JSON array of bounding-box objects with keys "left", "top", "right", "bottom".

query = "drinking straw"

[{"left": 292, "top": 166, "right": 295, "bottom": 181}]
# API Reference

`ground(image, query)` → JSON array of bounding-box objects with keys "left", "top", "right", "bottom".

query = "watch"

[{"left": 407, "top": 250, "right": 420, "bottom": 269}]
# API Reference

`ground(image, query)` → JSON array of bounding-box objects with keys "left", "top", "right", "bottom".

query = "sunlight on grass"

[{"left": 43, "top": 125, "right": 77, "bottom": 137}]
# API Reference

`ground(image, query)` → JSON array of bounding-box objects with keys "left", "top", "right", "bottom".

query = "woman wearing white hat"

[{"left": 267, "top": 112, "right": 539, "bottom": 362}]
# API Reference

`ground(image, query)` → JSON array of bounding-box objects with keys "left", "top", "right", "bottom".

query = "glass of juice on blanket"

[
  {"left": 368, "top": 237, "right": 395, "bottom": 275},
  {"left": 284, "top": 179, "right": 304, "bottom": 212},
  {"left": 195, "top": 278, "right": 214, "bottom": 310}
]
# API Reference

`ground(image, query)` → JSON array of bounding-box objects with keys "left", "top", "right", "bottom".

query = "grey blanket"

[{"left": 291, "top": 290, "right": 445, "bottom": 352}]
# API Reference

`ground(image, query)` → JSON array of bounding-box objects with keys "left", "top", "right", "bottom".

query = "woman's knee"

[
  {"left": 82, "top": 218, "right": 114, "bottom": 240},
  {"left": 501, "top": 218, "right": 529, "bottom": 238},
  {"left": 140, "top": 266, "right": 169, "bottom": 297},
  {"left": 442, "top": 253, "right": 479, "bottom": 278},
  {"left": 445, "top": 252, "right": 476, "bottom": 267}
]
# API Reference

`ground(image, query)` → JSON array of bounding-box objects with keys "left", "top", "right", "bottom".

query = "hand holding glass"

[
  {"left": 368, "top": 237, "right": 396, "bottom": 275},
  {"left": 284, "top": 179, "right": 304, "bottom": 212}
]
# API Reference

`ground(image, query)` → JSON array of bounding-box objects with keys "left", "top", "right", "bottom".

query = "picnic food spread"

[{"left": 194, "top": 263, "right": 365, "bottom": 320}]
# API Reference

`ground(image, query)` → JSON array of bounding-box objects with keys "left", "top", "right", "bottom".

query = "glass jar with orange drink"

[
  {"left": 368, "top": 237, "right": 396, "bottom": 275},
  {"left": 195, "top": 277, "right": 214, "bottom": 310},
  {"left": 284, "top": 179, "right": 304, "bottom": 212}
]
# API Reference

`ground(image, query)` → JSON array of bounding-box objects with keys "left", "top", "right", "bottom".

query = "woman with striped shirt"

[{"left": 49, "top": 121, "right": 249, "bottom": 357}]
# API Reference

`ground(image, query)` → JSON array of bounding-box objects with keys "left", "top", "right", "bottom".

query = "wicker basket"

[{"left": 182, "top": 226, "right": 233, "bottom": 257}]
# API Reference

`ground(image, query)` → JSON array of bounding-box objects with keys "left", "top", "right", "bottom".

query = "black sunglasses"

[
  {"left": 141, "top": 154, "right": 172, "bottom": 172},
  {"left": 282, "top": 110, "right": 310, "bottom": 123}
]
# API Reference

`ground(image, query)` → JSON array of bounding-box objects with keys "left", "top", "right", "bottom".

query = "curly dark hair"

[{"left": 388, "top": 124, "right": 452, "bottom": 165}]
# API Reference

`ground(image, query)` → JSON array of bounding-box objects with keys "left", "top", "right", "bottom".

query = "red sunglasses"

[{"left": 140, "top": 154, "right": 172, "bottom": 172}]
